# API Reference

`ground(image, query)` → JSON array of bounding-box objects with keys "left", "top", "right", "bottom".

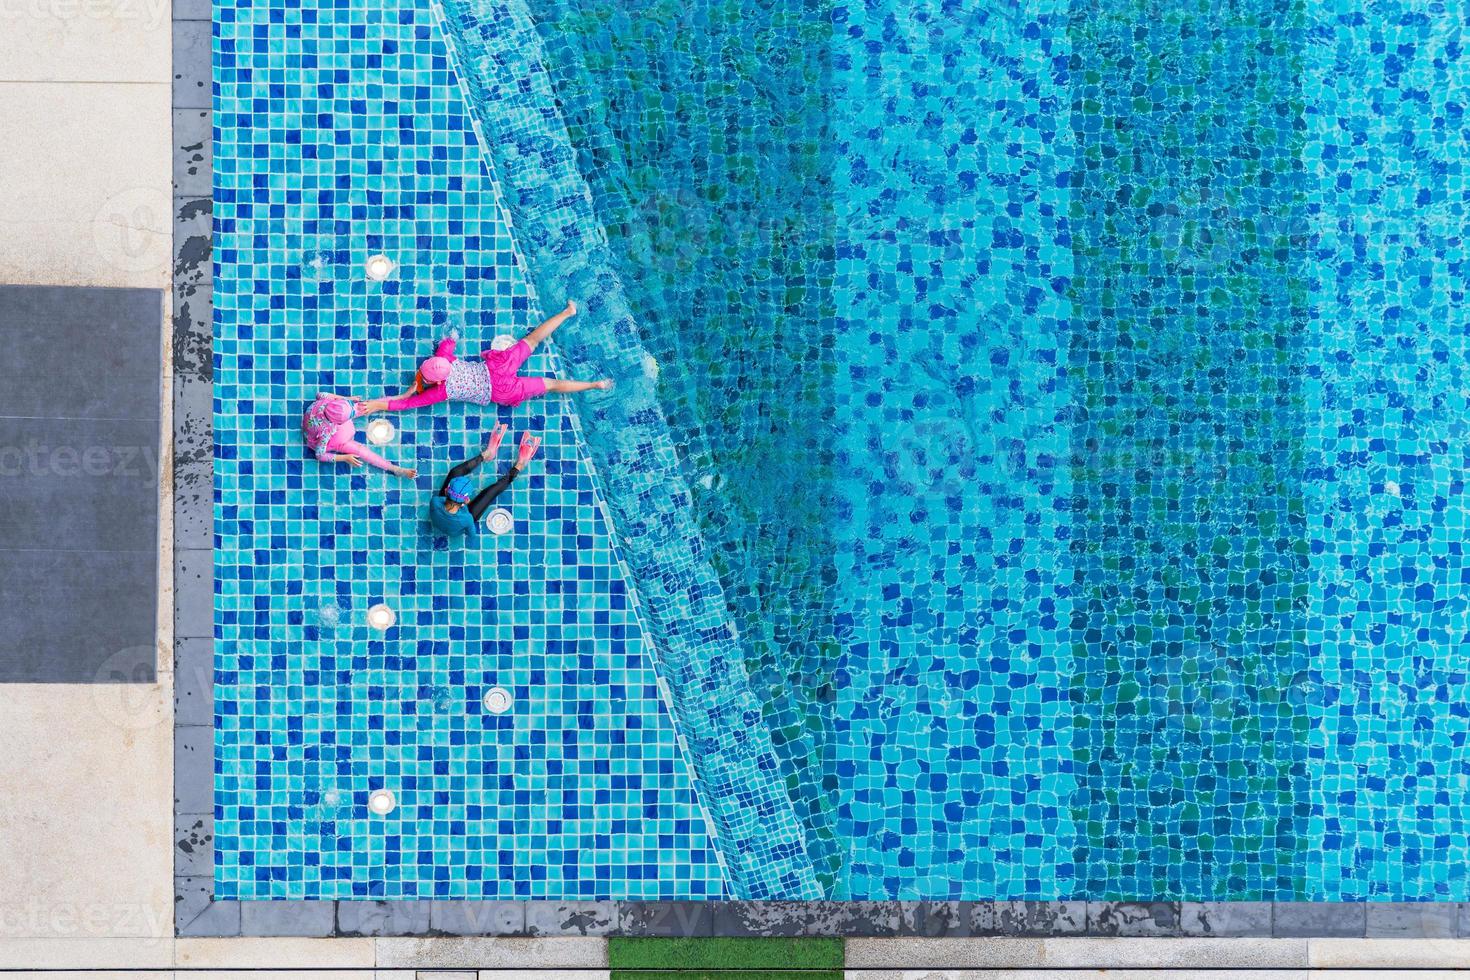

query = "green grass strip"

[{"left": 609, "top": 937, "right": 844, "bottom": 976}]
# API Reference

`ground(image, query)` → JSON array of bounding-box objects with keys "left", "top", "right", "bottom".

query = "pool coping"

[{"left": 174, "top": 0, "right": 1469, "bottom": 940}]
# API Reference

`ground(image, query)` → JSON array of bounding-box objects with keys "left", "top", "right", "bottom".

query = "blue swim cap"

[{"left": 446, "top": 476, "right": 474, "bottom": 503}]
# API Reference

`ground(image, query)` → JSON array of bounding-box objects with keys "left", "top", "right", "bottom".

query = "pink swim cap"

[
  {"left": 420, "top": 356, "right": 451, "bottom": 384},
  {"left": 322, "top": 398, "right": 354, "bottom": 424}
]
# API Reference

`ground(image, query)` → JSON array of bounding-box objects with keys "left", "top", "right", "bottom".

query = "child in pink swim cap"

[
  {"left": 358, "top": 301, "right": 611, "bottom": 415},
  {"left": 301, "top": 393, "right": 417, "bottom": 478}
]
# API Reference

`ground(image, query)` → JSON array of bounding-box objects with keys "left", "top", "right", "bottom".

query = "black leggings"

[{"left": 440, "top": 453, "right": 520, "bottom": 521}]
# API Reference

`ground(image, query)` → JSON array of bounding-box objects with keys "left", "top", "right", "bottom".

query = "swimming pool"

[{"left": 216, "top": 0, "right": 1470, "bottom": 900}]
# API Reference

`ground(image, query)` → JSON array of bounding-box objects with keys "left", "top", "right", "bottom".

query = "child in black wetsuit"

[{"left": 429, "top": 423, "right": 541, "bottom": 540}]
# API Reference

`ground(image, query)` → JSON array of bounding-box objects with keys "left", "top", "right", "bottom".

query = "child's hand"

[
  {"left": 517, "top": 433, "right": 542, "bottom": 466},
  {"left": 341, "top": 455, "right": 364, "bottom": 467},
  {"left": 483, "top": 422, "right": 508, "bottom": 458},
  {"left": 563, "top": 300, "right": 577, "bottom": 316}
]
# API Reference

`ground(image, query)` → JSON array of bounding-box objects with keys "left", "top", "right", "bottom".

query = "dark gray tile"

[
  {"left": 240, "top": 899, "right": 337, "bottom": 936},
  {"left": 710, "top": 901, "right": 906, "bottom": 937},
  {"left": 1273, "top": 902, "right": 1366, "bottom": 938},
  {"left": 616, "top": 902, "right": 714, "bottom": 938},
  {"left": 1365, "top": 902, "right": 1458, "bottom": 938},
  {"left": 172, "top": 280, "right": 212, "bottom": 383},
  {"left": 172, "top": 0, "right": 209, "bottom": 21},
  {"left": 176, "top": 876, "right": 240, "bottom": 937},
  {"left": 174, "top": 635, "right": 212, "bottom": 726},
  {"left": 173, "top": 197, "right": 212, "bottom": 301},
  {"left": 0, "top": 284, "right": 162, "bottom": 421},
  {"left": 173, "top": 108, "right": 211, "bottom": 198},
  {"left": 1087, "top": 901, "right": 1180, "bottom": 936},
  {"left": 172, "top": 21, "right": 210, "bottom": 109},
  {"left": 976, "top": 901, "right": 1088, "bottom": 937},
  {"left": 0, "top": 417, "right": 160, "bottom": 552},
  {"left": 525, "top": 901, "right": 616, "bottom": 936},
  {"left": 175, "top": 812, "right": 213, "bottom": 877},
  {"left": 1459, "top": 903, "right": 1470, "bottom": 937},
  {"left": 0, "top": 548, "right": 156, "bottom": 683},
  {"left": 429, "top": 901, "right": 525, "bottom": 936},
  {"left": 173, "top": 403, "right": 212, "bottom": 555},
  {"left": 908, "top": 901, "right": 966, "bottom": 937},
  {"left": 174, "top": 724, "right": 212, "bottom": 811},
  {"left": 175, "top": 547, "right": 213, "bottom": 638},
  {"left": 337, "top": 900, "right": 432, "bottom": 936},
  {"left": 172, "top": 372, "right": 212, "bottom": 551},
  {"left": 1180, "top": 902, "right": 1272, "bottom": 937}
]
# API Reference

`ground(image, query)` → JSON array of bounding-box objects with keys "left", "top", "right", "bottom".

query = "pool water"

[{"left": 216, "top": 0, "right": 1470, "bottom": 900}]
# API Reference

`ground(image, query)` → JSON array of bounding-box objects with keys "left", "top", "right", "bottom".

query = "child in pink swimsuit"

[
  {"left": 302, "top": 393, "right": 417, "bottom": 478},
  {"left": 358, "top": 301, "right": 610, "bottom": 415}
]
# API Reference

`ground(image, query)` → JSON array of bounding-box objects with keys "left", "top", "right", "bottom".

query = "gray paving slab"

[
  {"left": 337, "top": 900, "right": 433, "bottom": 936},
  {"left": 0, "top": 548, "right": 157, "bottom": 682},
  {"left": 0, "top": 284, "right": 163, "bottom": 420},
  {"left": 1273, "top": 901, "right": 1366, "bottom": 938},
  {"left": 525, "top": 901, "right": 617, "bottom": 936},
  {"left": 173, "top": 108, "right": 211, "bottom": 198},
  {"left": 175, "top": 876, "right": 241, "bottom": 937},
  {"left": 174, "top": 812, "right": 213, "bottom": 877},
  {"left": 240, "top": 899, "right": 338, "bottom": 936},
  {"left": 1088, "top": 901, "right": 1181, "bottom": 936},
  {"left": 174, "top": 547, "right": 213, "bottom": 638},
  {"left": 1180, "top": 902, "right": 1273, "bottom": 937},
  {"left": 1365, "top": 901, "right": 1459, "bottom": 938},
  {"left": 0, "top": 417, "right": 160, "bottom": 552},
  {"left": 173, "top": 635, "right": 213, "bottom": 725},
  {"left": 429, "top": 901, "right": 525, "bottom": 936},
  {"left": 616, "top": 901, "right": 714, "bottom": 937},
  {"left": 172, "top": 21, "right": 210, "bottom": 109},
  {"left": 174, "top": 724, "right": 213, "bottom": 812}
]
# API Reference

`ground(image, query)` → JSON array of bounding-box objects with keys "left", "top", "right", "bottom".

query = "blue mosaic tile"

[
  {"left": 212, "top": 0, "right": 728, "bottom": 899},
  {"left": 431, "top": 0, "right": 826, "bottom": 899},
  {"left": 217, "top": 0, "right": 1470, "bottom": 901}
]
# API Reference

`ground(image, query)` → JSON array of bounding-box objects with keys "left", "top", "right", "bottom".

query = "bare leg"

[
  {"left": 543, "top": 377, "right": 612, "bottom": 394},
  {"left": 521, "top": 300, "right": 577, "bottom": 353}
]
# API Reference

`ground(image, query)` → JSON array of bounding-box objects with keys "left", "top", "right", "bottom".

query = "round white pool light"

[
  {"left": 366, "top": 603, "right": 396, "bottom": 631},
  {"left": 365, "top": 254, "right": 396, "bottom": 281},
  {"left": 367, "top": 788, "right": 397, "bottom": 815},
  {"left": 486, "top": 508, "right": 514, "bottom": 535},
  {"left": 365, "top": 419, "right": 395, "bottom": 446},
  {"left": 490, "top": 333, "right": 517, "bottom": 351},
  {"left": 483, "top": 686, "right": 513, "bottom": 714}
]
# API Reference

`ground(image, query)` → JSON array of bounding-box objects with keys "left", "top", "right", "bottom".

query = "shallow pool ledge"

[{"left": 429, "top": 0, "right": 824, "bottom": 900}]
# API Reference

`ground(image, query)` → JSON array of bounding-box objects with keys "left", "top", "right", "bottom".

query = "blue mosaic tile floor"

[
  {"left": 218, "top": 0, "right": 1470, "bottom": 900},
  {"left": 212, "top": 0, "right": 727, "bottom": 898}
]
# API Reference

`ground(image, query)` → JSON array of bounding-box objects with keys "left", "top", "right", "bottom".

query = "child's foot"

[
  {"left": 593, "top": 378, "right": 613, "bottom": 390},
  {"left": 398, "top": 467, "right": 418, "bottom": 479}
]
